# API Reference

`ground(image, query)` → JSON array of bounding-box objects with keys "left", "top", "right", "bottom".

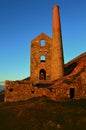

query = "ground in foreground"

[{"left": 0, "top": 96, "right": 86, "bottom": 130}]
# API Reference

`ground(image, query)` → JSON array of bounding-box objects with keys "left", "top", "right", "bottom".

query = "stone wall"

[
  {"left": 30, "top": 33, "right": 52, "bottom": 85},
  {"left": 51, "top": 5, "right": 64, "bottom": 81},
  {"left": 51, "top": 31, "right": 64, "bottom": 81},
  {"left": 4, "top": 70, "right": 86, "bottom": 102},
  {"left": 51, "top": 70, "right": 86, "bottom": 100},
  {"left": 5, "top": 80, "right": 56, "bottom": 102}
]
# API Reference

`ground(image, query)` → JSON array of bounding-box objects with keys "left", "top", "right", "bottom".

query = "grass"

[{"left": 0, "top": 96, "right": 86, "bottom": 130}]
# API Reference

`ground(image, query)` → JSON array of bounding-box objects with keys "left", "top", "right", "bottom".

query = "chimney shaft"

[
  {"left": 52, "top": 5, "right": 60, "bottom": 31},
  {"left": 51, "top": 5, "right": 64, "bottom": 81}
]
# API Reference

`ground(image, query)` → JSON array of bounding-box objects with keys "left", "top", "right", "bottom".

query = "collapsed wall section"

[
  {"left": 4, "top": 81, "right": 55, "bottom": 102},
  {"left": 4, "top": 69, "right": 86, "bottom": 102}
]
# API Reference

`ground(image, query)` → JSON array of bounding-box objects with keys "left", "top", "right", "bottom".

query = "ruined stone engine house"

[
  {"left": 30, "top": 5, "right": 64, "bottom": 85},
  {"left": 5, "top": 5, "right": 86, "bottom": 102}
]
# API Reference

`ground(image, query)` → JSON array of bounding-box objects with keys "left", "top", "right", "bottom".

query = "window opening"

[
  {"left": 31, "top": 90, "right": 35, "bottom": 94},
  {"left": 40, "top": 56, "right": 46, "bottom": 62},
  {"left": 39, "top": 69, "right": 46, "bottom": 80},
  {"left": 70, "top": 88, "right": 75, "bottom": 99},
  {"left": 9, "top": 88, "right": 13, "bottom": 92},
  {"left": 40, "top": 40, "right": 45, "bottom": 46}
]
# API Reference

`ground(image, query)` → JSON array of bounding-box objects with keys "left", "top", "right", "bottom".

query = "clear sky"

[{"left": 0, "top": 0, "right": 86, "bottom": 82}]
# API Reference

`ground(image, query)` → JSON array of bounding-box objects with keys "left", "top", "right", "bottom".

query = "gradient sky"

[{"left": 0, "top": 0, "right": 86, "bottom": 83}]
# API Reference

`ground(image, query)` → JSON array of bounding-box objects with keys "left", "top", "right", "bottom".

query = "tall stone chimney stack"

[
  {"left": 52, "top": 5, "right": 60, "bottom": 31},
  {"left": 51, "top": 5, "right": 64, "bottom": 81}
]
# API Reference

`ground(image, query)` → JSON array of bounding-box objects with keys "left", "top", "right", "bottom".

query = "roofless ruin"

[{"left": 5, "top": 5, "right": 86, "bottom": 102}]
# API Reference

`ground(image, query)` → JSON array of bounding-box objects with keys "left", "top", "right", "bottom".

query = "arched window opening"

[
  {"left": 40, "top": 40, "right": 45, "bottom": 46},
  {"left": 39, "top": 69, "right": 46, "bottom": 80},
  {"left": 40, "top": 56, "right": 46, "bottom": 62}
]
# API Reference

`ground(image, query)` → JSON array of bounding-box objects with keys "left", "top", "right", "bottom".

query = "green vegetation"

[{"left": 0, "top": 96, "right": 86, "bottom": 130}]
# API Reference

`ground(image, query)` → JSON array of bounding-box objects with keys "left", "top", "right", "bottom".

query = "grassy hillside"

[
  {"left": 0, "top": 96, "right": 86, "bottom": 130},
  {"left": 1, "top": 53, "right": 86, "bottom": 129}
]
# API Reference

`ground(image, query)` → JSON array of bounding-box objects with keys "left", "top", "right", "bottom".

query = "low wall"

[
  {"left": 4, "top": 80, "right": 56, "bottom": 102},
  {"left": 4, "top": 71, "right": 86, "bottom": 102}
]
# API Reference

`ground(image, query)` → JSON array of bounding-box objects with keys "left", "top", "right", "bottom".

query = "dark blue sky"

[{"left": 0, "top": 0, "right": 86, "bottom": 82}]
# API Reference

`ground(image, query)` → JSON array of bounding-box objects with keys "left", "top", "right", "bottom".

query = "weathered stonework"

[
  {"left": 5, "top": 80, "right": 56, "bottom": 102},
  {"left": 5, "top": 64, "right": 86, "bottom": 102},
  {"left": 51, "top": 5, "right": 64, "bottom": 81},
  {"left": 4, "top": 5, "right": 86, "bottom": 102},
  {"left": 30, "top": 33, "right": 52, "bottom": 85},
  {"left": 5, "top": 52, "right": 86, "bottom": 102}
]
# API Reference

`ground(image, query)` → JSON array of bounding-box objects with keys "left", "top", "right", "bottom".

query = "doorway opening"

[
  {"left": 70, "top": 88, "right": 75, "bottom": 99},
  {"left": 39, "top": 69, "right": 46, "bottom": 80}
]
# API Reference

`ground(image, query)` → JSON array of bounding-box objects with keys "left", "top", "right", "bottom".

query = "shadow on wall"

[
  {"left": 36, "top": 84, "right": 52, "bottom": 88},
  {"left": 65, "top": 62, "right": 77, "bottom": 76}
]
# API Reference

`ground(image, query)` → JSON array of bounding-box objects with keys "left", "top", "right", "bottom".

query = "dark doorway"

[
  {"left": 70, "top": 88, "right": 75, "bottom": 99},
  {"left": 39, "top": 69, "right": 46, "bottom": 80}
]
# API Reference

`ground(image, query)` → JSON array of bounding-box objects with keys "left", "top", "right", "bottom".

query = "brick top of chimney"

[{"left": 52, "top": 5, "right": 60, "bottom": 31}]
